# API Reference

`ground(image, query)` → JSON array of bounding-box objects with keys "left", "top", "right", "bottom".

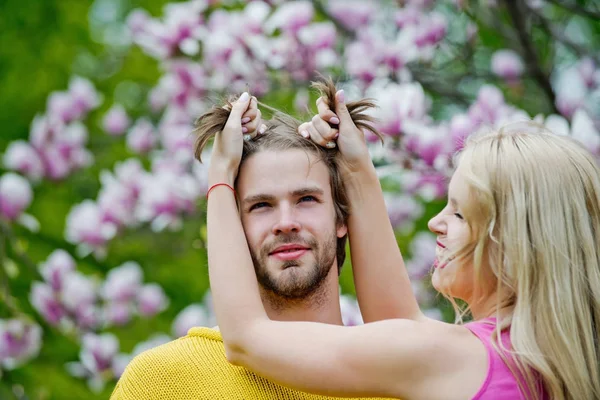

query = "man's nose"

[{"left": 272, "top": 205, "right": 301, "bottom": 234}]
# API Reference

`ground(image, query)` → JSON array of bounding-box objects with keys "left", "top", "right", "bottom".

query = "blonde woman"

[{"left": 206, "top": 84, "right": 600, "bottom": 399}]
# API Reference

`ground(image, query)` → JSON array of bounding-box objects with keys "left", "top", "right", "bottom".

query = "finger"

[
  {"left": 316, "top": 97, "right": 340, "bottom": 125},
  {"left": 241, "top": 108, "right": 258, "bottom": 124},
  {"left": 298, "top": 122, "right": 311, "bottom": 139},
  {"left": 306, "top": 122, "right": 335, "bottom": 149},
  {"left": 312, "top": 114, "right": 339, "bottom": 141},
  {"left": 242, "top": 110, "right": 262, "bottom": 137},
  {"left": 225, "top": 92, "right": 251, "bottom": 133}
]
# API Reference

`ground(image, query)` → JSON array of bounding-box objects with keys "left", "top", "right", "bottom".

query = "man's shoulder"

[
  {"left": 110, "top": 327, "right": 228, "bottom": 399},
  {"left": 126, "top": 326, "right": 225, "bottom": 370}
]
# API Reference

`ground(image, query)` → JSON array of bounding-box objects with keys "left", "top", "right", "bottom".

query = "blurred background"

[{"left": 0, "top": 0, "right": 599, "bottom": 398}]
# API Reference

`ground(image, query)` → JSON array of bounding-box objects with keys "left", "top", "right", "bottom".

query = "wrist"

[{"left": 208, "top": 164, "right": 236, "bottom": 187}]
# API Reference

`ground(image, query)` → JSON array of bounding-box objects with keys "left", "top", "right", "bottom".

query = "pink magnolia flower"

[
  {"left": 0, "top": 319, "right": 42, "bottom": 370},
  {"left": 136, "top": 283, "right": 169, "bottom": 317},
  {"left": 3, "top": 141, "right": 44, "bottom": 181},
  {"left": 555, "top": 66, "right": 587, "bottom": 118},
  {"left": 328, "top": 0, "right": 375, "bottom": 30},
  {"left": 103, "top": 105, "right": 131, "bottom": 136},
  {"left": 172, "top": 304, "right": 209, "bottom": 338},
  {"left": 39, "top": 249, "right": 76, "bottom": 291},
  {"left": 66, "top": 333, "right": 120, "bottom": 393},
  {"left": 0, "top": 173, "right": 33, "bottom": 221},
  {"left": 101, "top": 262, "right": 143, "bottom": 303},
  {"left": 577, "top": 57, "right": 597, "bottom": 88},
  {"left": 404, "top": 232, "right": 437, "bottom": 280},
  {"left": 68, "top": 76, "right": 102, "bottom": 118},
  {"left": 265, "top": 1, "right": 314, "bottom": 35},
  {"left": 65, "top": 200, "right": 117, "bottom": 258},
  {"left": 368, "top": 82, "right": 431, "bottom": 136},
  {"left": 127, "top": 118, "right": 157, "bottom": 154},
  {"left": 491, "top": 49, "right": 525, "bottom": 82},
  {"left": 385, "top": 193, "right": 424, "bottom": 232},
  {"left": 414, "top": 12, "right": 447, "bottom": 47},
  {"left": 47, "top": 92, "right": 78, "bottom": 124},
  {"left": 30, "top": 282, "right": 66, "bottom": 326},
  {"left": 103, "top": 302, "right": 133, "bottom": 327},
  {"left": 60, "top": 271, "right": 98, "bottom": 313},
  {"left": 449, "top": 114, "right": 475, "bottom": 151},
  {"left": 339, "top": 294, "right": 363, "bottom": 326},
  {"left": 571, "top": 109, "right": 600, "bottom": 156}
]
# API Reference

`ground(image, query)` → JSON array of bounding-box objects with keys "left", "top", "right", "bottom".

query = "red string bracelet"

[{"left": 206, "top": 183, "right": 236, "bottom": 200}]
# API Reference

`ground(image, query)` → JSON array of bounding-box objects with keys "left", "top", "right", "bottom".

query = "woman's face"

[{"left": 427, "top": 167, "right": 476, "bottom": 301}]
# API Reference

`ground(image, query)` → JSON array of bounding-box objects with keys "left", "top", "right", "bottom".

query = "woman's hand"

[
  {"left": 241, "top": 95, "right": 267, "bottom": 141},
  {"left": 298, "top": 90, "right": 372, "bottom": 175},
  {"left": 209, "top": 92, "right": 253, "bottom": 185}
]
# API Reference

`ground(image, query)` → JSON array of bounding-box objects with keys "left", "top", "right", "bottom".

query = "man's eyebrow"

[
  {"left": 242, "top": 194, "right": 276, "bottom": 206},
  {"left": 291, "top": 187, "right": 325, "bottom": 197}
]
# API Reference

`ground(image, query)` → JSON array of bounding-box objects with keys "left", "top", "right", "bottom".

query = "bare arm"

[{"left": 307, "top": 94, "right": 423, "bottom": 322}]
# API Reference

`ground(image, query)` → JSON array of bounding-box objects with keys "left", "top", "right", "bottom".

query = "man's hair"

[{"left": 193, "top": 78, "right": 382, "bottom": 272}]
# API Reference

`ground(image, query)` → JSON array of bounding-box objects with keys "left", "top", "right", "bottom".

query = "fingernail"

[
  {"left": 259, "top": 124, "right": 267, "bottom": 134},
  {"left": 243, "top": 134, "right": 251, "bottom": 142},
  {"left": 301, "top": 130, "right": 309, "bottom": 138},
  {"left": 333, "top": 132, "right": 339, "bottom": 139},
  {"left": 325, "top": 141, "right": 336, "bottom": 149},
  {"left": 239, "top": 92, "right": 249, "bottom": 102},
  {"left": 330, "top": 117, "right": 340, "bottom": 124},
  {"left": 336, "top": 90, "right": 345, "bottom": 104},
  {"left": 241, "top": 117, "right": 251, "bottom": 124},
  {"left": 242, "top": 126, "right": 248, "bottom": 133}
]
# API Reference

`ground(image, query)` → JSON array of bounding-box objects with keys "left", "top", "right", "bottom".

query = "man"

[{"left": 110, "top": 91, "right": 391, "bottom": 400}]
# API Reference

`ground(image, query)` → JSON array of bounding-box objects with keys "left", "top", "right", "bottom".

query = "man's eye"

[
  {"left": 249, "top": 202, "right": 269, "bottom": 211},
  {"left": 299, "top": 196, "right": 316, "bottom": 203}
]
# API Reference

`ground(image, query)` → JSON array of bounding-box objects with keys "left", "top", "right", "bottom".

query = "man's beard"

[{"left": 250, "top": 232, "right": 337, "bottom": 300}]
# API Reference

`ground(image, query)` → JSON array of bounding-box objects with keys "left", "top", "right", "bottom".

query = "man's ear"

[{"left": 336, "top": 223, "right": 348, "bottom": 238}]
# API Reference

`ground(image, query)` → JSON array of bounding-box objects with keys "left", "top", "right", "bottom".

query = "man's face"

[{"left": 237, "top": 149, "right": 347, "bottom": 299}]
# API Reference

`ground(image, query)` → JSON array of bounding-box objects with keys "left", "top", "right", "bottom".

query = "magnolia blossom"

[
  {"left": 102, "top": 105, "right": 131, "bottom": 136},
  {"left": 0, "top": 319, "right": 42, "bottom": 370},
  {"left": 38, "top": 249, "right": 76, "bottom": 292},
  {"left": 60, "top": 271, "right": 98, "bottom": 314},
  {"left": 171, "top": 304, "right": 209, "bottom": 338},
  {"left": 491, "top": 49, "right": 525, "bottom": 82},
  {"left": 0, "top": 173, "right": 33, "bottom": 221},
  {"left": 66, "top": 333, "right": 120, "bottom": 393},
  {"left": 127, "top": 118, "right": 157, "bottom": 154},
  {"left": 405, "top": 232, "right": 437, "bottom": 280},
  {"left": 136, "top": 283, "right": 169, "bottom": 316},
  {"left": 328, "top": 0, "right": 376, "bottom": 30},
  {"left": 554, "top": 66, "right": 588, "bottom": 118},
  {"left": 65, "top": 200, "right": 117, "bottom": 258},
  {"left": 3, "top": 141, "right": 44, "bottom": 181},
  {"left": 30, "top": 282, "right": 66, "bottom": 326},
  {"left": 339, "top": 294, "right": 363, "bottom": 326},
  {"left": 101, "top": 262, "right": 144, "bottom": 303},
  {"left": 385, "top": 193, "right": 425, "bottom": 232}
]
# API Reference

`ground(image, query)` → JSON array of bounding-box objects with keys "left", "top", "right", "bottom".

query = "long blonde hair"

[{"left": 452, "top": 123, "right": 600, "bottom": 400}]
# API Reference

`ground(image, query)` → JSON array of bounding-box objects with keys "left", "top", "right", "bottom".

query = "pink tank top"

[{"left": 465, "top": 319, "right": 547, "bottom": 400}]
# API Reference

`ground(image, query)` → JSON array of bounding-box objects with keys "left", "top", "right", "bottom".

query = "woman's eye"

[
  {"left": 249, "top": 202, "right": 269, "bottom": 211},
  {"left": 454, "top": 212, "right": 464, "bottom": 220}
]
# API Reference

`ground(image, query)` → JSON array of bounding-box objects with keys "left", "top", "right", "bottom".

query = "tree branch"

[
  {"left": 503, "top": 0, "right": 558, "bottom": 113},
  {"left": 528, "top": 6, "right": 600, "bottom": 65},
  {"left": 548, "top": 0, "right": 600, "bottom": 20}
]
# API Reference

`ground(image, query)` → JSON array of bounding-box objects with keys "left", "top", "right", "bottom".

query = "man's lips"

[{"left": 269, "top": 244, "right": 310, "bottom": 261}]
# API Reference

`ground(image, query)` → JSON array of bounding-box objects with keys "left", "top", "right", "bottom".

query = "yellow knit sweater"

[{"left": 110, "top": 327, "right": 394, "bottom": 400}]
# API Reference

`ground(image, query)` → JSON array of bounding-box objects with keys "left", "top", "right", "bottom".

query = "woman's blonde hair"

[{"left": 449, "top": 122, "right": 600, "bottom": 399}]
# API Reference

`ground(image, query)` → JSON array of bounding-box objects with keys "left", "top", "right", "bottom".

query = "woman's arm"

[{"left": 309, "top": 94, "right": 423, "bottom": 323}]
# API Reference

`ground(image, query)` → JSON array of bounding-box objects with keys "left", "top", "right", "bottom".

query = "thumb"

[
  {"left": 334, "top": 90, "right": 353, "bottom": 125},
  {"left": 225, "top": 92, "right": 251, "bottom": 129}
]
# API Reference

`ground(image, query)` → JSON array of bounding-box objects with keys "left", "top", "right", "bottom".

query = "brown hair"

[{"left": 193, "top": 78, "right": 382, "bottom": 272}]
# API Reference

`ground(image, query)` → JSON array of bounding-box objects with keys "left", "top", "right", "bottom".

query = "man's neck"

[{"left": 260, "top": 267, "right": 344, "bottom": 325}]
